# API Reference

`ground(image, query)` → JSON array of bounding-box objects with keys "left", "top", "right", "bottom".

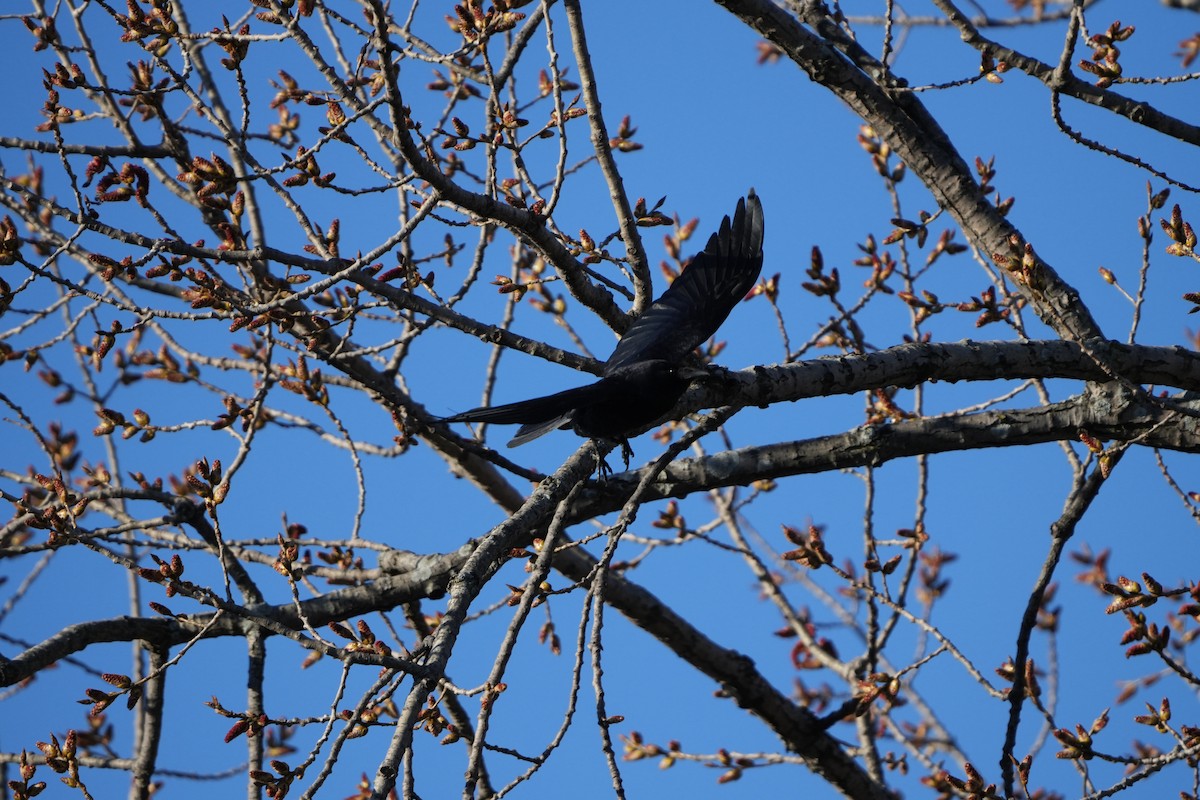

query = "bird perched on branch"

[{"left": 443, "top": 190, "right": 764, "bottom": 466}]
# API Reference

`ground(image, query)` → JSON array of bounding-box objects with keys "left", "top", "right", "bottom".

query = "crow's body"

[
  {"left": 444, "top": 191, "right": 764, "bottom": 454},
  {"left": 445, "top": 359, "right": 701, "bottom": 446}
]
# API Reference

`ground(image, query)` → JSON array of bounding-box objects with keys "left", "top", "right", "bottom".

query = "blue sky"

[{"left": 2, "top": 1, "right": 1199, "bottom": 798}]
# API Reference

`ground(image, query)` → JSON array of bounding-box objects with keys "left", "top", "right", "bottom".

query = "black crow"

[{"left": 444, "top": 190, "right": 764, "bottom": 458}]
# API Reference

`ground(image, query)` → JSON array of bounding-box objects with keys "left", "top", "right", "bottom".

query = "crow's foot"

[
  {"left": 595, "top": 452, "right": 613, "bottom": 479},
  {"left": 592, "top": 439, "right": 633, "bottom": 479},
  {"left": 618, "top": 439, "right": 633, "bottom": 471}
]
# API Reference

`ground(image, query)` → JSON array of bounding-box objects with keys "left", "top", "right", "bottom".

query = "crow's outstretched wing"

[{"left": 603, "top": 190, "right": 764, "bottom": 375}]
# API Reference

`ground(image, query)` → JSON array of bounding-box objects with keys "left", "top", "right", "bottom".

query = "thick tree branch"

[
  {"left": 570, "top": 390, "right": 1200, "bottom": 518},
  {"left": 932, "top": 0, "right": 1200, "bottom": 148},
  {"left": 702, "top": 338, "right": 1200, "bottom": 407},
  {"left": 552, "top": 543, "right": 892, "bottom": 799},
  {"left": 714, "top": 0, "right": 1103, "bottom": 342},
  {"left": 0, "top": 545, "right": 473, "bottom": 688}
]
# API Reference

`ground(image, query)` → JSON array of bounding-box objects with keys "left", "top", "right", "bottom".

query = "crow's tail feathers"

[
  {"left": 508, "top": 414, "right": 573, "bottom": 447},
  {"left": 442, "top": 385, "right": 589, "bottom": 447}
]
